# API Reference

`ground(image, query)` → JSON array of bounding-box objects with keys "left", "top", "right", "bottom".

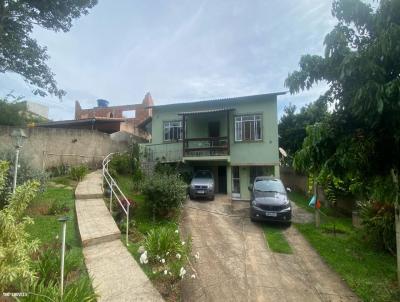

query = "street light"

[
  {"left": 10, "top": 128, "right": 27, "bottom": 194},
  {"left": 58, "top": 216, "right": 70, "bottom": 298}
]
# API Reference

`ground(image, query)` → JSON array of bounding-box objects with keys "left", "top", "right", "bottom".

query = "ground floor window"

[{"left": 250, "top": 166, "right": 274, "bottom": 184}]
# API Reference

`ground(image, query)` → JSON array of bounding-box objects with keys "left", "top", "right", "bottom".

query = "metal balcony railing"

[{"left": 183, "top": 136, "right": 229, "bottom": 157}]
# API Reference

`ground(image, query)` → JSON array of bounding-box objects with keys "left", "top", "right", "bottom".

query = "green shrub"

[
  {"left": 0, "top": 150, "right": 48, "bottom": 207},
  {"left": 70, "top": 165, "right": 88, "bottom": 181},
  {"left": 47, "top": 200, "right": 69, "bottom": 215},
  {"left": 0, "top": 161, "right": 40, "bottom": 292},
  {"left": 22, "top": 276, "right": 97, "bottom": 302},
  {"left": 143, "top": 226, "right": 192, "bottom": 278},
  {"left": 358, "top": 200, "right": 396, "bottom": 254},
  {"left": 141, "top": 173, "right": 186, "bottom": 218},
  {"left": 109, "top": 152, "right": 136, "bottom": 175},
  {"left": 47, "top": 164, "right": 70, "bottom": 177},
  {"left": 33, "top": 246, "right": 82, "bottom": 285}
]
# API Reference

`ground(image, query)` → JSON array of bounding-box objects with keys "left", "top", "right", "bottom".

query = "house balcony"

[{"left": 183, "top": 136, "right": 229, "bottom": 157}]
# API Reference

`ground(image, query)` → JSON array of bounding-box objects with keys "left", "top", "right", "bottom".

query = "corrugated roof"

[
  {"left": 147, "top": 91, "right": 287, "bottom": 109},
  {"left": 37, "top": 117, "right": 125, "bottom": 127},
  {"left": 178, "top": 108, "right": 235, "bottom": 116}
]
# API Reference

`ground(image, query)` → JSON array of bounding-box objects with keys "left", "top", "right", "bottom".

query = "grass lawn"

[
  {"left": 291, "top": 191, "right": 400, "bottom": 302},
  {"left": 263, "top": 225, "right": 292, "bottom": 254},
  {"left": 288, "top": 191, "right": 313, "bottom": 213},
  {"left": 28, "top": 177, "right": 79, "bottom": 246},
  {"left": 25, "top": 175, "right": 95, "bottom": 298}
]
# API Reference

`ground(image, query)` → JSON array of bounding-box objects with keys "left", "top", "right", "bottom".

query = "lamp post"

[
  {"left": 58, "top": 216, "right": 70, "bottom": 298},
  {"left": 10, "top": 129, "right": 27, "bottom": 194}
]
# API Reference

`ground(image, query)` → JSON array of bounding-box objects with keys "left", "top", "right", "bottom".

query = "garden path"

[
  {"left": 181, "top": 196, "right": 358, "bottom": 302},
  {"left": 75, "top": 170, "right": 163, "bottom": 302}
]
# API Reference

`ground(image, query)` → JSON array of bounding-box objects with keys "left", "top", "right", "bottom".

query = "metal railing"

[
  {"left": 102, "top": 153, "right": 131, "bottom": 246},
  {"left": 140, "top": 143, "right": 183, "bottom": 163},
  {"left": 183, "top": 136, "right": 229, "bottom": 156}
]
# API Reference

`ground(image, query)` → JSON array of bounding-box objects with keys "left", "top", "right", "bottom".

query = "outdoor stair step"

[{"left": 75, "top": 198, "right": 121, "bottom": 247}]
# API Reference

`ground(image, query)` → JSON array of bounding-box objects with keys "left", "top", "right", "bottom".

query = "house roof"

[
  {"left": 178, "top": 108, "right": 235, "bottom": 116},
  {"left": 36, "top": 117, "right": 125, "bottom": 134},
  {"left": 147, "top": 92, "right": 287, "bottom": 109}
]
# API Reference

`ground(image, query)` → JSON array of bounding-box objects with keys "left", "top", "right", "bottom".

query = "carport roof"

[{"left": 178, "top": 108, "right": 235, "bottom": 116}]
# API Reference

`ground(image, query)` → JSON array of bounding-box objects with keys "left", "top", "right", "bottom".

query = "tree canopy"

[
  {"left": 0, "top": 0, "right": 98, "bottom": 98},
  {"left": 279, "top": 97, "right": 329, "bottom": 158},
  {"left": 285, "top": 0, "right": 400, "bottom": 201}
]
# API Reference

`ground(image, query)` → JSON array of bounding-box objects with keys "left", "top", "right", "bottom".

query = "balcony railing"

[
  {"left": 183, "top": 136, "right": 229, "bottom": 157},
  {"left": 140, "top": 143, "right": 182, "bottom": 163}
]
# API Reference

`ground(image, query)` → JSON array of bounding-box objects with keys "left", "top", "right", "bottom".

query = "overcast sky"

[{"left": 0, "top": 0, "right": 337, "bottom": 121}]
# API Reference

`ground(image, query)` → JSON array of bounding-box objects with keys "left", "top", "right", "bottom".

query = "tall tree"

[
  {"left": 285, "top": 0, "right": 400, "bottom": 282},
  {"left": 0, "top": 0, "right": 98, "bottom": 98},
  {"left": 279, "top": 97, "right": 329, "bottom": 157}
]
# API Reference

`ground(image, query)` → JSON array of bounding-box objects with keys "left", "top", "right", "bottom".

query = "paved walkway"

[
  {"left": 75, "top": 170, "right": 163, "bottom": 302},
  {"left": 182, "top": 196, "right": 358, "bottom": 302}
]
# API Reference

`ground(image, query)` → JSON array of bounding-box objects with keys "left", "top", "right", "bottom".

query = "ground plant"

[
  {"left": 69, "top": 165, "right": 88, "bottom": 181},
  {"left": 0, "top": 161, "right": 40, "bottom": 292},
  {"left": 141, "top": 172, "right": 187, "bottom": 218},
  {"left": 115, "top": 174, "right": 193, "bottom": 301}
]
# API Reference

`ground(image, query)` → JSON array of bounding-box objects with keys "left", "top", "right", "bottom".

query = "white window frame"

[
  {"left": 234, "top": 114, "right": 262, "bottom": 142},
  {"left": 163, "top": 121, "right": 183, "bottom": 142}
]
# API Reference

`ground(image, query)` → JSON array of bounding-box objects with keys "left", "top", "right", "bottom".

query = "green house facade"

[{"left": 141, "top": 92, "right": 284, "bottom": 200}]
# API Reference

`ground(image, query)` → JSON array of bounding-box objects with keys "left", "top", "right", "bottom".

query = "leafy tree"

[
  {"left": 286, "top": 0, "right": 400, "bottom": 255},
  {"left": 0, "top": 160, "right": 40, "bottom": 292},
  {"left": 0, "top": 98, "right": 26, "bottom": 126},
  {"left": 0, "top": 0, "right": 98, "bottom": 98},
  {"left": 279, "top": 97, "right": 329, "bottom": 158}
]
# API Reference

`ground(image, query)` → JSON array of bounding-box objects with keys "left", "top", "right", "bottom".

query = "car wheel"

[{"left": 210, "top": 195, "right": 215, "bottom": 201}]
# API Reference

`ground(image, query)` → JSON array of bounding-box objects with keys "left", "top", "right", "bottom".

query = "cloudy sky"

[{"left": 0, "top": 0, "right": 337, "bottom": 120}]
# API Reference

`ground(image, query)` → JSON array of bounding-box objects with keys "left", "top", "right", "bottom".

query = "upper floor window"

[
  {"left": 164, "top": 121, "right": 182, "bottom": 141},
  {"left": 235, "top": 115, "right": 262, "bottom": 142}
]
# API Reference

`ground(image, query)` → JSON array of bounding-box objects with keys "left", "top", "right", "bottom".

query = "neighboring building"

[
  {"left": 21, "top": 101, "right": 49, "bottom": 121},
  {"left": 38, "top": 92, "right": 153, "bottom": 141},
  {"left": 141, "top": 92, "right": 285, "bottom": 200}
]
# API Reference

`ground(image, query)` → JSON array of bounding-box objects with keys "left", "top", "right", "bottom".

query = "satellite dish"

[{"left": 279, "top": 147, "right": 287, "bottom": 157}]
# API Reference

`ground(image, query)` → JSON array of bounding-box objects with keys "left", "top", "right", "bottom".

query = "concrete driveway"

[{"left": 181, "top": 196, "right": 358, "bottom": 302}]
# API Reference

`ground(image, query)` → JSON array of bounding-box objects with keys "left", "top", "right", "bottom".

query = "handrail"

[{"left": 102, "top": 153, "right": 131, "bottom": 246}]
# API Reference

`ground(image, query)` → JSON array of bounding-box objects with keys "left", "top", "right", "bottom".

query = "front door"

[
  {"left": 232, "top": 166, "right": 241, "bottom": 199},
  {"left": 218, "top": 166, "right": 227, "bottom": 194}
]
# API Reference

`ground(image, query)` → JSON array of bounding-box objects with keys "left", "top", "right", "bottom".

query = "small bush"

[
  {"left": 23, "top": 276, "right": 97, "bottom": 302},
  {"left": 70, "top": 165, "right": 88, "bottom": 181},
  {"left": 47, "top": 200, "right": 69, "bottom": 215},
  {"left": 142, "top": 226, "right": 192, "bottom": 279},
  {"left": 141, "top": 173, "right": 186, "bottom": 218},
  {"left": 109, "top": 153, "right": 136, "bottom": 175},
  {"left": 0, "top": 161, "right": 40, "bottom": 292},
  {"left": 358, "top": 200, "right": 395, "bottom": 254},
  {"left": 0, "top": 150, "right": 47, "bottom": 207},
  {"left": 33, "top": 246, "right": 82, "bottom": 285},
  {"left": 47, "top": 164, "right": 70, "bottom": 177}
]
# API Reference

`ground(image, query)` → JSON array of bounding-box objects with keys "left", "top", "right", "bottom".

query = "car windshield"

[
  {"left": 194, "top": 171, "right": 212, "bottom": 179},
  {"left": 254, "top": 179, "right": 285, "bottom": 193}
]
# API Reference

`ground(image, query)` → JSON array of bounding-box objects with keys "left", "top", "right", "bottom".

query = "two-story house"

[{"left": 141, "top": 92, "right": 285, "bottom": 200}]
